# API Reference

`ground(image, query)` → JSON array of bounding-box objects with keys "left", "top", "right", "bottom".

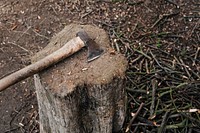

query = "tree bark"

[{"left": 32, "top": 24, "right": 127, "bottom": 133}]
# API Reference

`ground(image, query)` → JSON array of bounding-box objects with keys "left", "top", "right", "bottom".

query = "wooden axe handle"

[{"left": 0, "top": 36, "right": 84, "bottom": 92}]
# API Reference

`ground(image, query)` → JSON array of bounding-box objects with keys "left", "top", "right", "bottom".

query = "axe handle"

[{"left": 0, "top": 37, "right": 84, "bottom": 92}]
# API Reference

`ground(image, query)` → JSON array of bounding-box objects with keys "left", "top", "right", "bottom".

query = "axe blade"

[{"left": 76, "top": 31, "right": 104, "bottom": 62}]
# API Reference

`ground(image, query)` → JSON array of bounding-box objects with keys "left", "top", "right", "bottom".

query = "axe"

[{"left": 0, "top": 31, "right": 104, "bottom": 92}]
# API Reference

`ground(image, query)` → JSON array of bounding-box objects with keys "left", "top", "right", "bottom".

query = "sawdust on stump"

[{"left": 32, "top": 24, "right": 127, "bottom": 97}]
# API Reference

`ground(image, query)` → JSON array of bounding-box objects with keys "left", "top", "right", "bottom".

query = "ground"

[{"left": 0, "top": 0, "right": 199, "bottom": 133}]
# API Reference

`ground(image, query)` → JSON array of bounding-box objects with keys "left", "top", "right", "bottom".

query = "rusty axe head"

[{"left": 76, "top": 31, "right": 104, "bottom": 62}]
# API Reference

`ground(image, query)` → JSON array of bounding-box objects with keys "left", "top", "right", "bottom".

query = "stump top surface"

[{"left": 32, "top": 24, "right": 127, "bottom": 96}]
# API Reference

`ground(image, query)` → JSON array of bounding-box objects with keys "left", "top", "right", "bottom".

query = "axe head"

[{"left": 76, "top": 31, "right": 104, "bottom": 62}]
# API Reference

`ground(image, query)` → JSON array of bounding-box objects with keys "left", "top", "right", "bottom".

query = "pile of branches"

[
  {"left": 99, "top": 1, "right": 200, "bottom": 131},
  {"left": 107, "top": 21, "right": 200, "bottom": 133}
]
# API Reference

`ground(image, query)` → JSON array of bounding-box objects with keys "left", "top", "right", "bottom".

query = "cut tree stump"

[{"left": 32, "top": 24, "right": 127, "bottom": 133}]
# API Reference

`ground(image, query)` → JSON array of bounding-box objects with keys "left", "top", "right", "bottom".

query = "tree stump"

[{"left": 32, "top": 24, "right": 127, "bottom": 133}]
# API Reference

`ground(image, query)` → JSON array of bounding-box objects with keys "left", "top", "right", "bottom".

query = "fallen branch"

[{"left": 125, "top": 103, "right": 145, "bottom": 132}]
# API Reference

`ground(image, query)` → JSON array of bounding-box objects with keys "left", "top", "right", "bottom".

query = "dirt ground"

[{"left": 0, "top": 0, "right": 199, "bottom": 132}]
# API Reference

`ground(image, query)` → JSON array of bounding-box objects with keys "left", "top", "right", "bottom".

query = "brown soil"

[{"left": 0, "top": 0, "right": 199, "bottom": 132}]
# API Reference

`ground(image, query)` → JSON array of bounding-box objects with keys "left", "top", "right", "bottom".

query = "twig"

[
  {"left": 187, "top": 19, "right": 200, "bottom": 38},
  {"left": 4, "top": 127, "right": 20, "bottom": 133},
  {"left": 114, "top": 41, "right": 120, "bottom": 52},
  {"left": 170, "top": 87, "right": 178, "bottom": 112},
  {"left": 32, "top": 29, "right": 49, "bottom": 40},
  {"left": 15, "top": 26, "right": 31, "bottom": 42},
  {"left": 180, "top": 112, "right": 200, "bottom": 125},
  {"left": 8, "top": 41, "right": 30, "bottom": 53},
  {"left": 149, "top": 78, "right": 157, "bottom": 119},
  {"left": 145, "top": 43, "right": 171, "bottom": 56},
  {"left": 165, "top": 119, "right": 186, "bottom": 129},
  {"left": 133, "top": 48, "right": 152, "bottom": 60},
  {"left": 139, "top": 58, "right": 145, "bottom": 72},
  {"left": 180, "top": 57, "right": 200, "bottom": 79},
  {"left": 113, "top": 30, "right": 133, "bottom": 53},
  {"left": 129, "top": 55, "right": 143, "bottom": 64},
  {"left": 179, "top": 58, "right": 192, "bottom": 79},
  {"left": 174, "top": 56, "right": 200, "bottom": 79},
  {"left": 125, "top": 103, "right": 145, "bottom": 132},
  {"left": 81, "top": 10, "right": 93, "bottom": 19},
  {"left": 128, "top": 93, "right": 140, "bottom": 105},
  {"left": 158, "top": 111, "right": 169, "bottom": 133},
  {"left": 157, "top": 82, "right": 188, "bottom": 91},
  {"left": 126, "top": 88, "right": 147, "bottom": 94},
  {"left": 94, "top": 19, "right": 114, "bottom": 28},
  {"left": 183, "top": 16, "right": 200, "bottom": 18},
  {"left": 137, "top": 116, "right": 158, "bottom": 127},
  {"left": 149, "top": 50, "right": 165, "bottom": 70},
  {"left": 145, "top": 59, "right": 150, "bottom": 73},
  {"left": 164, "top": 0, "right": 179, "bottom": 7},
  {"left": 128, "top": 1, "right": 144, "bottom": 6},
  {"left": 126, "top": 76, "right": 140, "bottom": 89},
  {"left": 151, "top": 12, "right": 179, "bottom": 28},
  {"left": 192, "top": 47, "right": 200, "bottom": 66}
]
